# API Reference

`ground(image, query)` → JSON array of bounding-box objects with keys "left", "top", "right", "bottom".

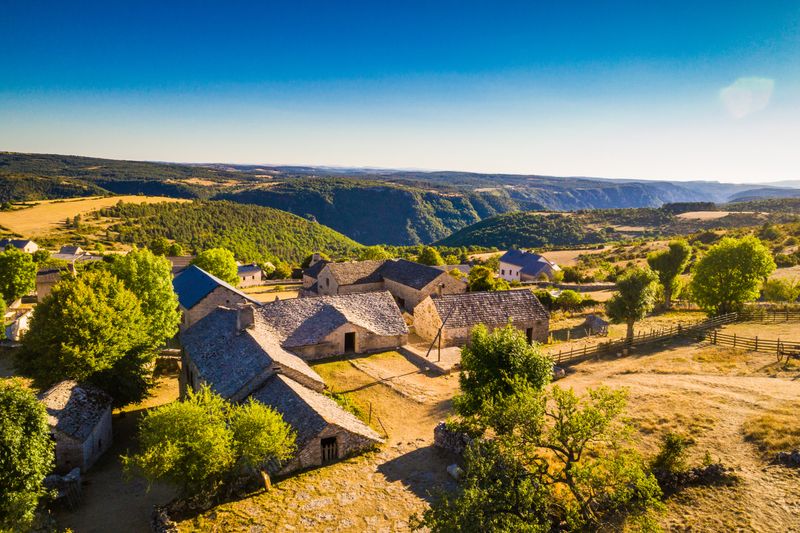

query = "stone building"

[
  {"left": 181, "top": 305, "right": 382, "bottom": 472},
  {"left": 36, "top": 268, "right": 66, "bottom": 302},
  {"left": 39, "top": 381, "right": 113, "bottom": 474},
  {"left": 499, "top": 249, "right": 561, "bottom": 282},
  {"left": 172, "top": 265, "right": 261, "bottom": 330},
  {"left": 414, "top": 289, "right": 550, "bottom": 347},
  {"left": 237, "top": 263, "right": 265, "bottom": 287},
  {"left": 308, "top": 258, "right": 466, "bottom": 312},
  {"left": 257, "top": 291, "right": 408, "bottom": 360},
  {"left": 0, "top": 238, "right": 39, "bottom": 253}
]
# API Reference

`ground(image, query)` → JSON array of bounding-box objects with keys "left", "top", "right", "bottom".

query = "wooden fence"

[
  {"left": 708, "top": 330, "right": 800, "bottom": 360},
  {"left": 546, "top": 313, "right": 738, "bottom": 367},
  {"left": 739, "top": 306, "right": 800, "bottom": 323}
]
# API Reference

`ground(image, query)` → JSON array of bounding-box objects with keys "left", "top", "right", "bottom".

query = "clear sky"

[{"left": 2, "top": 1, "right": 799, "bottom": 182}]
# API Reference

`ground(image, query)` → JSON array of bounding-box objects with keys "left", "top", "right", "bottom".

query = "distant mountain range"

[{"left": 1, "top": 151, "right": 797, "bottom": 245}]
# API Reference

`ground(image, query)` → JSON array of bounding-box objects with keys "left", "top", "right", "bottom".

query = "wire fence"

[{"left": 546, "top": 313, "right": 739, "bottom": 367}]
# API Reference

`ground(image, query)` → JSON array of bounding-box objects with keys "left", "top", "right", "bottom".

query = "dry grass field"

[
  {"left": 241, "top": 284, "right": 301, "bottom": 302},
  {"left": 0, "top": 196, "right": 187, "bottom": 236}
]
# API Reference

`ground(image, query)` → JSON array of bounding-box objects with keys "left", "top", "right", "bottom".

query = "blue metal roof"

[{"left": 172, "top": 264, "right": 257, "bottom": 309}]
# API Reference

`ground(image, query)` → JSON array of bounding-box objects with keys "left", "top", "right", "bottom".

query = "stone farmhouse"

[
  {"left": 39, "top": 381, "right": 113, "bottom": 474},
  {"left": 257, "top": 291, "right": 408, "bottom": 360},
  {"left": 414, "top": 289, "right": 550, "bottom": 347},
  {"left": 0, "top": 238, "right": 39, "bottom": 253},
  {"left": 499, "top": 249, "right": 561, "bottom": 282},
  {"left": 237, "top": 263, "right": 265, "bottom": 287},
  {"left": 172, "top": 265, "right": 261, "bottom": 330},
  {"left": 181, "top": 305, "right": 383, "bottom": 472},
  {"left": 304, "top": 258, "right": 466, "bottom": 312}
]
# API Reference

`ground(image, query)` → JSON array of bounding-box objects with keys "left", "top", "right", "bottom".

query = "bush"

[
  {"left": 556, "top": 290, "right": 583, "bottom": 310},
  {"left": 652, "top": 432, "right": 694, "bottom": 474}
]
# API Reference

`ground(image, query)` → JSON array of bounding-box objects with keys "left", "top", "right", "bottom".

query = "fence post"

[
  {"left": 754, "top": 336, "right": 758, "bottom": 352},
  {"left": 733, "top": 333, "right": 736, "bottom": 349}
]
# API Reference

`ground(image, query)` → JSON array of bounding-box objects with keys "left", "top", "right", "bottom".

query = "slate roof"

[
  {"left": 500, "top": 250, "right": 561, "bottom": 277},
  {"left": 181, "top": 307, "right": 324, "bottom": 400},
  {"left": 0, "top": 238, "right": 36, "bottom": 250},
  {"left": 431, "top": 289, "right": 549, "bottom": 329},
  {"left": 303, "top": 260, "right": 329, "bottom": 280},
  {"left": 172, "top": 265, "right": 259, "bottom": 310},
  {"left": 167, "top": 256, "right": 194, "bottom": 275},
  {"left": 40, "top": 381, "right": 112, "bottom": 442},
  {"left": 320, "top": 258, "right": 448, "bottom": 291},
  {"left": 252, "top": 374, "right": 382, "bottom": 447},
  {"left": 238, "top": 263, "right": 262, "bottom": 276},
  {"left": 325, "top": 260, "right": 385, "bottom": 286},
  {"left": 58, "top": 245, "right": 83, "bottom": 255},
  {"left": 379, "top": 259, "right": 446, "bottom": 290},
  {"left": 256, "top": 291, "right": 408, "bottom": 348}
]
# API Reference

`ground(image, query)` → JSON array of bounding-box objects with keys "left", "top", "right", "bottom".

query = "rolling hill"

[{"left": 2, "top": 151, "right": 797, "bottom": 245}]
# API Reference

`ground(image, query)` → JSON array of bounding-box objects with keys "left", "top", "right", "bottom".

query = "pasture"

[{"left": 0, "top": 196, "right": 187, "bottom": 236}]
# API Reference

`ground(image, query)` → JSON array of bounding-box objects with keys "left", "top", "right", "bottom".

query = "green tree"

[
  {"left": 166, "top": 242, "right": 184, "bottom": 256},
  {"left": 418, "top": 385, "right": 662, "bottom": 532},
  {"left": 455, "top": 323, "right": 552, "bottom": 419},
  {"left": 19, "top": 271, "right": 154, "bottom": 406},
  {"left": 359, "top": 246, "right": 392, "bottom": 261},
  {"left": 0, "top": 247, "right": 37, "bottom": 301},
  {"left": 124, "top": 386, "right": 295, "bottom": 496},
  {"left": 689, "top": 236, "right": 776, "bottom": 315},
  {"left": 647, "top": 240, "right": 691, "bottom": 308},
  {"left": 149, "top": 236, "right": 170, "bottom": 256},
  {"left": 109, "top": 248, "right": 181, "bottom": 345},
  {"left": 556, "top": 289, "right": 583, "bottom": 310},
  {"left": 271, "top": 261, "right": 293, "bottom": 280},
  {"left": 762, "top": 278, "right": 800, "bottom": 303},
  {"left": 417, "top": 246, "right": 445, "bottom": 266},
  {"left": 467, "top": 266, "right": 509, "bottom": 292},
  {"left": 0, "top": 379, "right": 55, "bottom": 531},
  {"left": 192, "top": 248, "right": 239, "bottom": 285},
  {"left": 0, "top": 297, "right": 5, "bottom": 340},
  {"left": 605, "top": 267, "right": 659, "bottom": 342}
]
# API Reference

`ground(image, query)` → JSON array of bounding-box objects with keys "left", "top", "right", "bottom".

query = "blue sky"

[{"left": 2, "top": 1, "right": 799, "bottom": 182}]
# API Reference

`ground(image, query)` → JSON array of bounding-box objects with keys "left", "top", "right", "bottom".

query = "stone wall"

[
  {"left": 54, "top": 435, "right": 84, "bottom": 475},
  {"left": 290, "top": 323, "right": 407, "bottom": 361},
  {"left": 81, "top": 406, "right": 113, "bottom": 472},
  {"left": 433, "top": 421, "right": 472, "bottom": 456},
  {"left": 237, "top": 271, "right": 263, "bottom": 288},
  {"left": 181, "top": 286, "right": 252, "bottom": 330},
  {"left": 413, "top": 297, "right": 444, "bottom": 342},
  {"left": 281, "top": 424, "right": 379, "bottom": 474}
]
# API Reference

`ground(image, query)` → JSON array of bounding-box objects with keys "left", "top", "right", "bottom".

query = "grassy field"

[
  {"left": 0, "top": 195, "right": 187, "bottom": 236},
  {"left": 241, "top": 284, "right": 301, "bottom": 302}
]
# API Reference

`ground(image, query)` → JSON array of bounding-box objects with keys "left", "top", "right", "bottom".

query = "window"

[
  {"left": 526, "top": 328, "right": 533, "bottom": 344},
  {"left": 321, "top": 436, "right": 338, "bottom": 463},
  {"left": 325, "top": 277, "right": 330, "bottom": 288},
  {"left": 501, "top": 269, "right": 505, "bottom": 275}
]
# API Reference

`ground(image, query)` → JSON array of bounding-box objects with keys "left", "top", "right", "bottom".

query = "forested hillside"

[{"left": 101, "top": 200, "right": 362, "bottom": 264}]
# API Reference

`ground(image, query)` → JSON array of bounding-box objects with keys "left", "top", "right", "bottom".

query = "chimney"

[
  {"left": 437, "top": 282, "right": 445, "bottom": 297},
  {"left": 309, "top": 252, "right": 322, "bottom": 267},
  {"left": 236, "top": 303, "right": 256, "bottom": 331}
]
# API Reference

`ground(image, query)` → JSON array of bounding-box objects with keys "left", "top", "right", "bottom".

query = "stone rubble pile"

[
  {"left": 433, "top": 421, "right": 473, "bottom": 456},
  {"left": 773, "top": 450, "right": 800, "bottom": 467}
]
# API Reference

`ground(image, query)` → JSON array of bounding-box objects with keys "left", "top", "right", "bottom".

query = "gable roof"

[
  {"left": 251, "top": 374, "right": 382, "bottom": 447},
  {"left": 325, "top": 260, "right": 385, "bottom": 286},
  {"left": 0, "top": 238, "right": 36, "bottom": 249},
  {"left": 40, "top": 381, "right": 112, "bottom": 442},
  {"left": 431, "top": 289, "right": 549, "bottom": 329},
  {"left": 182, "top": 307, "right": 324, "bottom": 400},
  {"left": 380, "top": 259, "right": 448, "bottom": 290},
  {"left": 172, "top": 265, "right": 259, "bottom": 310},
  {"left": 500, "top": 250, "right": 560, "bottom": 277},
  {"left": 237, "top": 263, "right": 262, "bottom": 276},
  {"left": 58, "top": 245, "right": 84, "bottom": 255},
  {"left": 302, "top": 259, "right": 330, "bottom": 280},
  {"left": 256, "top": 291, "right": 408, "bottom": 348}
]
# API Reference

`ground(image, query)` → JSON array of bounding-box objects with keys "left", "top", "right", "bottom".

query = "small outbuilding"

[
  {"left": 499, "top": 249, "right": 561, "bottom": 282},
  {"left": 414, "top": 289, "right": 550, "bottom": 347},
  {"left": 40, "top": 381, "right": 113, "bottom": 474},
  {"left": 0, "top": 238, "right": 39, "bottom": 253},
  {"left": 237, "top": 263, "right": 265, "bottom": 287}
]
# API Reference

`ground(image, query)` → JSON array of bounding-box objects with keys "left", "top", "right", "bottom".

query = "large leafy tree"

[
  {"left": 109, "top": 248, "right": 181, "bottom": 345},
  {"left": 647, "top": 240, "right": 692, "bottom": 308},
  {"left": 191, "top": 248, "right": 239, "bottom": 286},
  {"left": 417, "top": 246, "right": 445, "bottom": 266},
  {"left": 417, "top": 385, "right": 663, "bottom": 532},
  {"left": 455, "top": 323, "right": 552, "bottom": 419},
  {"left": 606, "top": 267, "right": 659, "bottom": 342},
  {"left": 19, "top": 271, "right": 154, "bottom": 406},
  {"left": 124, "top": 386, "right": 295, "bottom": 496},
  {"left": 359, "top": 246, "right": 392, "bottom": 261},
  {"left": 689, "top": 236, "right": 776, "bottom": 315},
  {"left": 0, "top": 298, "right": 5, "bottom": 341},
  {"left": 0, "top": 246, "right": 37, "bottom": 301},
  {"left": 0, "top": 379, "right": 55, "bottom": 531},
  {"left": 467, "top": 266, "right": 509, "bottom": 292}
]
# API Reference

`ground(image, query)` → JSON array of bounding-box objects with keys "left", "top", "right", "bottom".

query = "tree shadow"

[{"left": 377, "top": 445, "right": 459, "bottom": 504}]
